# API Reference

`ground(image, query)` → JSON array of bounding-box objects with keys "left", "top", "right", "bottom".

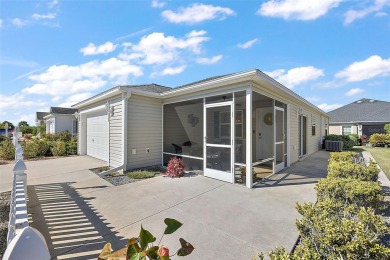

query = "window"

[
  {"left": 342, "top": 126, "right": 351, "bottom": 135},
  {"left": 312, "top": 124, "right": 316, "bottom": 136},
  {"left": 72, "top": 120, "right": 78, "bottom": 135}
]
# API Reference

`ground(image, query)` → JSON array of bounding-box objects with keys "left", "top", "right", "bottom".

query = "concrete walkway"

[{"left": 0, "top": 152, "right": 329, "bottom": 260}]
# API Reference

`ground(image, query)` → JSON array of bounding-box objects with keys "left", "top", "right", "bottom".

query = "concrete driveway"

[{"left": 0, "top": 152, "right": 329, "bottom": 260}]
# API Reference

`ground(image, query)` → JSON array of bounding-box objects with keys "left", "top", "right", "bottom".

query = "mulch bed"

[
  {"left": 0, "top": 191, "right": 11, "bottom": 258},
  {"left": 90, "top": 167, "right": 141, "bottom": 186},
  {"left": 90, "top": 166, "right": 163, "bottom": 186}
]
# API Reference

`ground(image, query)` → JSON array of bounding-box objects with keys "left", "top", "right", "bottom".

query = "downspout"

[{"left": 99, "top": 88, "right": 131, "bottom": 177}]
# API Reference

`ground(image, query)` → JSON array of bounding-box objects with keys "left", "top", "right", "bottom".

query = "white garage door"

[{"left": 87, "top": 113, "right": 109, "bottom": 162}]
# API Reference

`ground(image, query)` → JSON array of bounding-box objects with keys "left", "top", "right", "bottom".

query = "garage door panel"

[{"left": 87, "top": 113, "right": 109, "bottom": 162}]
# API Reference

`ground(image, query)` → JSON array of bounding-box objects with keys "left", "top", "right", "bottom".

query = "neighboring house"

[
  {"left": 328, "top": 98, "right": 390, "bottom": 137},
  {"left": 72, "top": 69, "right": 330, "bottom": 188},
  {"left": 43, "top": 107, "right": 78, "bottom": 136},
  {"left": 35, "top": 112, "right": 50, "bottom": 126}
]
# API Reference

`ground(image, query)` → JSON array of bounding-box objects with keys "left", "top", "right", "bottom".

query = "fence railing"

[{"left": 2, "top": 127, "right": 50, "bottom": 260}]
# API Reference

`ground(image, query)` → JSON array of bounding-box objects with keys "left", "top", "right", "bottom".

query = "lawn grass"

[
  {"left": 126, "top": 167, "right": 163, "bottom": 179},
  {"left": 362, "top": 147, "right": 390, "bottom": 179}
]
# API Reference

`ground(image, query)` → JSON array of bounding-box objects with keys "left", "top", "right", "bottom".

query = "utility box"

[{"left": 325, "top": 140, "right": 343, "bottom": 152}]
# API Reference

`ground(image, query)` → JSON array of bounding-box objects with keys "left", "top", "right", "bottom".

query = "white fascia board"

[
  {"left": 43, "top": 114, "right": 54, "bottom": 119},
  {"left": 72, "top": 87, "right": 122, "bottom": 108},
  {"left": 254, "top": 70, "right": 330, "bottom": 118},
  {"left": 79, "top": 104, "right": 106, "bottom": 114},
  {"left": 161, "top": 70, "right": 257, "bottom": 97}
]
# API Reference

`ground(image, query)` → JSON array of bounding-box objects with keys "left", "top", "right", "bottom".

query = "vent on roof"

[
  {"left": 357, "top": 100, "right": 363, "bottom": 103},
  {"left": 369, "top": 99, "right": 375, "bottom": 103}
]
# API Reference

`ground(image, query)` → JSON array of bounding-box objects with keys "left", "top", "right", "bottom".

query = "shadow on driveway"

[{"left": 27, "top": 182, "right": 126, "bottom": 260}]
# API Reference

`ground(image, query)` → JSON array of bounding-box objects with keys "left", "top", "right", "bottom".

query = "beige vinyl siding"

[
  {"left": 127, "top": 94, "right": 162, "bottom": 169},
  {"left": 289, "top": 104, "right": 299, "bottom": 164},
  {"left": 109, "top": 100, "right": 123, "bottom": 167},
  {"left": 329, "top": 125, "right": 341, "bottom": 135}
]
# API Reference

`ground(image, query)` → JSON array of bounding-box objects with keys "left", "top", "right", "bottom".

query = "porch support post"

[{"left": 245, "top": 88, "right": 253, "bottom": 188}]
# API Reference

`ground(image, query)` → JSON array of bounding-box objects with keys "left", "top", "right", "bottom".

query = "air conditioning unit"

[{"left": 325, "top": 140, "right": 343, "bottom": 152}]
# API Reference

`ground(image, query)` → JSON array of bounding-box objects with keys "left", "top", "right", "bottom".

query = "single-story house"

[
  {"left": 35, "top": 112, "right": 50, "bottom": 126},
  {"left": 328, "top": 98, "right": 390, "bottom": 137},
  {"left": 72, "top": 69, "right": 330, "bottom": 188},
  {"left": 42, "top": 107, "right": 78, "bottom": 136}
]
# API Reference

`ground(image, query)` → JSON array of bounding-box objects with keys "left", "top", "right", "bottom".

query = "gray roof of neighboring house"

[
  {"left": 328, "top": 98, "right": 390, "bottom": 123},
  {"left": 50, "top": 107, "right": 78, "bottom": 114},
  {"left": 36, "top": 112, "right": 50, "bottom": 121},
  {"left": 121, "top": 84, "right": 172, "bottom": 93}
]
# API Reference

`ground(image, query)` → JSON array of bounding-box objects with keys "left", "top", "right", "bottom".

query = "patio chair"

[{"left": 172, "top": 143, "right": 182, "bottom": 154}]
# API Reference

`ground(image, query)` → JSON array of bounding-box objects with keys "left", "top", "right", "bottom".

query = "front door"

[{"left": 204, "top": 102, "right": 233, "bottom": 183}]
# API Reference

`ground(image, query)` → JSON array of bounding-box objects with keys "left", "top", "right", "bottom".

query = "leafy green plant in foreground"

[{"left": 98, "top": 218, "right": 194, "bottom": 260}]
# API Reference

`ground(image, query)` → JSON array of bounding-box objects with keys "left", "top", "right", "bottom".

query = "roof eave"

[
  {"left": 254, "top": 70, "right": 329, "bottom": 117},
  {"left": 161, "top": 69, "right": 258, "bottom": 97}
]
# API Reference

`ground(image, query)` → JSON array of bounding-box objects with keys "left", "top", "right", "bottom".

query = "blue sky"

[{"left": 1, "top": 0, "right": 390, "bottom": 125}]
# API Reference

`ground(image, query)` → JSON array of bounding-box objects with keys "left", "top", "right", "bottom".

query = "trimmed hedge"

[
  {"left": 325, "top": 134, "right": 355, "bottom": 150},
  {"left": 0, "top": 139, "right": 15, "bottom": 160},
  {"left": 329, "top": 151, "right": 359, "bottom": 162},
  {"left": 327, "top": 159, "right": 380, "bottom": 182}
]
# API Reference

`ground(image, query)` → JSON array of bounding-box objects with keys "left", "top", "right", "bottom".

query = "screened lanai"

[{"left": 162, "top": 89, "right": 288, "bottom": 188}]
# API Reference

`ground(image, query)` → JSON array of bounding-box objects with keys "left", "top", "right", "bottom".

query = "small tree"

[{"left": 18, "top": 121, "right": 29, "bottom": 127}]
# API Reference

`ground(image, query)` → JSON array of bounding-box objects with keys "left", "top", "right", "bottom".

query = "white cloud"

[
  {"left": 161, "top": 65, "right": 187, "bottom": 76},
  {"left": 0, "top": 19, "right": 3, "bottom": 28},
  {"left": 265, "top": 66, "right": 324, "bottom": 88},
  {"left": 237, "top": 38, "right": 258, "bottom": 49},
  {"left": 344, "top": 0, "right": 390, "bottom": 25},
  {"left": 58, "top": 93, "right": 93, "bottom": 107},
  {"left": 120, "top": 30, "right": 210, "bottom": 65},
  {"left": 306, "top": 96, "right": 321, "bottom": 102},
  {"left": 151, "top": 0, "right": 165, "bottom": 8},
  {"left": 12, "top": 18, "right": 27, "bottom": 27},
  {"left": 258, "top": 0, "right": 342, "bottom": 21},
  {"left": 52, "top": 96, "right": 61, "bottom": 102},
  {"left": 345, "top": 88, "right": 365, "bottom": 96},
  {"left": 196, "top": 55, "right": 222, "bottom": 64},
  {"left": 48, "top": 0, "right": 59, "bottom": 9},
  {"left": 335, "top": 55, "right": 390, "bottom": 82},
  {"left": 32, "top": 13, "right": 56, "bottom": 20},
  {"left": 19, "top": 113, "right": 35, "bottom": 123},
  {"left": 375, "top": 11, "right": 388, "bottom": 17},
  {"left": 23, "top": 58, "right": 143, "bottom": 96},
  {"left": 80, "top": 42, "right": 118, "bottom": 56},
  {"left": 0, "top": 93, "right": 46, "bottom": 110},
  {"left": 317, "top": 103, "right": 343, "bottom": 111},
  {"left": 162, "top": 3, "right": 235, "bottom": 24}
]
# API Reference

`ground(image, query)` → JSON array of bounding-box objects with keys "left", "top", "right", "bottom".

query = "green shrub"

[
  {"left": 315, "top": 178, "right": 383, "bottom": 211},
  {"left": 325, "top": 134, "right": 355, "bottom": 150},
  {"left": 348, "top": 133, "right": 360, "bottom": 146},
  {"left": 21, "top": 141, "right": 40, "bottom": 159},
  {"left": 65, "top": 138, "right": 77, "bottom": 155},
  {"left": 0, "top": 139, "right": 15, "bottom": 160},
  {"left": 329, "top": 151, "right": 359, "bottom": 162},
  {"left": 45, "top": 133, "right": 56, "bottom": 141},
  {"left": 36, "top": 139, "right": 51, "bottom": 157},
  {"left": 369, "top": 133, "right": 390, "bottom": 147},
  {"left": 295, "top": 199, "right": 390, "bottom": 260},
  {"left": 385, "top": 124, "right": 390, "bottom": 134},
  {"left": 51, "top": 141, "right": 66, "bottom": 156},
  {"left": 327, "top": 160, "right": 379, "bottom": 182},
  {"left": 57, "top": 131, "right": 71, "bottom": 142}
]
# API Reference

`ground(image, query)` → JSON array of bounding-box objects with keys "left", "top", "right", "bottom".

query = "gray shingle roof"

[
  {"left": 171, "top": 73, "right": 235, "bottom": 90},
  {"left": 328, "top": 98, "right": 390, "bottom": 123},
  {"left": 122, "top": 84, "right": 172, "bottom": 93},
  {"left": 50, "top": 107, "right": 78, "bottom": 114},
  {"left": 36, "top": 112, "right": 49, "bottom": 121}
]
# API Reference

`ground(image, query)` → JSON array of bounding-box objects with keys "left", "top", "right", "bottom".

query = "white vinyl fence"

[{"left": 2, "top": 127, "right": 50, "bottom": 260}]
